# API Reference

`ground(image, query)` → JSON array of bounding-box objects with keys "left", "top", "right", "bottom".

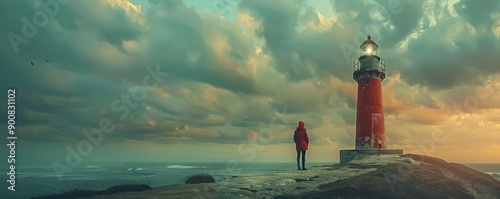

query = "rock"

[
  {"left": 240, "top": 187, "right": 258, "bottom": 193},
  {"left": 185, "top": 174, "right": 215, "bottom": 184},
  {"left": 276, "top": 179, "right": 297, "bottom": 186}
]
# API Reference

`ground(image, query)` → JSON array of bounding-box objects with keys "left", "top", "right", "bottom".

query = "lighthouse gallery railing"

[{"left": 353, "top": 56, "right": 386, "bottom": 73}]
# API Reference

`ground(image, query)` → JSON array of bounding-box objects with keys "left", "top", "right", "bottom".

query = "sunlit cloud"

[{"left": 1, "top": 0, "right": 499, "bottom": 163}]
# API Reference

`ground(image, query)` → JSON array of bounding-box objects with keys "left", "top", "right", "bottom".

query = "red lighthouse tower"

[
  {"left": 353, "top": 36, "right": 386, "bottom": 150},
  {"left": 339, "top": 36, "right": 402, "bottom": 163}
]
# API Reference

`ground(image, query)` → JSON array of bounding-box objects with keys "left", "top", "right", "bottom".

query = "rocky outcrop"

[{"left": 92, "top": 154, "right": 500, "bottom": 199}]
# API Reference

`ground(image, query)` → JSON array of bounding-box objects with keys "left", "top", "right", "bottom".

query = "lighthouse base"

[{"left": 339, "top": 149, "right": 403, "bottom": 164}]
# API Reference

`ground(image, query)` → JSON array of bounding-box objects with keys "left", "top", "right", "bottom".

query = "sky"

[{"left": 1, "top": 0, "right": 500, "bottom": 164}]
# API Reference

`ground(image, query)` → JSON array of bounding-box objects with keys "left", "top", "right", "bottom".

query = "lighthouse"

[
  {"left": 353, "top": 35, "right": 386, "bottom": 150},
  {"left": 339, "top": 36, "right": 402, "bottom": 163}
]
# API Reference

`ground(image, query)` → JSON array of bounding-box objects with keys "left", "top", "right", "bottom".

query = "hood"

[{"left": 298, "top": 121, "right": 305, "bottom": 128}]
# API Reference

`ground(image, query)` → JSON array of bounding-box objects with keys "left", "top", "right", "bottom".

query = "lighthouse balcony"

[{"left": 353, "top": 55, "right": 386, "bottom": 73}]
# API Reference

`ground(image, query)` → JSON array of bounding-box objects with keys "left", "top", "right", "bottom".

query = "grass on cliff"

[{"left": 185, "top": 173, "right": 216, "bottom": 184}]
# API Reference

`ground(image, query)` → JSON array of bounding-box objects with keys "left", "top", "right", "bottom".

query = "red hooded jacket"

[{"left": 294, "top": 121, "right": 309, "bottom": 151}]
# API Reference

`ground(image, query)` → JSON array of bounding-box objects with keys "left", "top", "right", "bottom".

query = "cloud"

[
  {"left": 2, "top": 0, "right": 500, "bottom": 162},
  {"left": 399, "top": 0, "right": 500, "bottom": 90}
]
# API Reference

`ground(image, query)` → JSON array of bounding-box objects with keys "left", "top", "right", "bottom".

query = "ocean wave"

[
  {"left": 17, "top": 173, "right": 48, "bottom": 178},
  {"left": 66, "top": 176, "right": 98, "bottom": 181},
  {"left": 486, "top": 172, "right": 500, "bottom": 176},
  {"left": 127, "top": 168, "right": 145, "bottom": 171},
  {"left": 85, "top": 165, "right": 100, "bottom": 169},
  {"left": 18, "top": 173, "right": 78, "bottom": 178},
  {"left": 166, "top": 165, "right": 206, "bottom": 169},
  {"left": 18, "top": 165, "right": 51, "bottom": 169}
]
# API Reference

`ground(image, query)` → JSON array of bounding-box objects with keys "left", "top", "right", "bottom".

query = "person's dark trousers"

[{"left": 296, "top": 150, "right": 307, "bottom": 170}]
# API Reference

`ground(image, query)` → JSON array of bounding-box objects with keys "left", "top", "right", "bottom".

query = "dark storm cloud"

[
  {"left": 238, "top": 0, "right": 423, "bottom": 84},
  {"left": 0, "top": 0, "right": 263, "bottom": 143},
  {"left": 400, "top": 0, "right": 500, "bottom": 90},
  {"left": 373, "top": 0, "right": 423, "bottom": 47},
  {"left": 46, "top": 0, "right": 144, "bottom": 54},
  {"left": 2, "top": 0, "right": 500, "bottom": 150},
  {"left": 455, "top": 0, "right": 498, "bottom": 29},
  {"left": 239, "top": 0, "right": 315, "bottom": 81},
  {"left": 142, "top": 0, "right": 262, "bottom": 95},
  {"left": 240, "top": 0, "right": 349, "bottom": 82}
]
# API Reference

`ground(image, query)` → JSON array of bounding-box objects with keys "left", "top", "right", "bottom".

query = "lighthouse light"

[
  {"left": 360, "top": 36, "right": 378, "bottom": 56},
  {"left": 366, "top": 47, "right": 373, "bottom": 55}
]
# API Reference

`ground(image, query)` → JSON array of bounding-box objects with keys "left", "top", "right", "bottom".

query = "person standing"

[{"left": 294, "top": 121, "right": 309, "bottom": 170}]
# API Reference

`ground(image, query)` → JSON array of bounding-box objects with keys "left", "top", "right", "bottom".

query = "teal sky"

[{"left": 1, "top": 0, "right": 500, "bottom": 164}]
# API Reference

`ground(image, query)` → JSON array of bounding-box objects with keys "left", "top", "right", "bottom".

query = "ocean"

[
  {"left": 2, "top": 162, "right": 499, "bottom": 199},
  {"left": 463, "top": 163, "right": 500, "bottom": 181},
  {"left": 3, "top": 162, "right": 328, "bottom": 199}
]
